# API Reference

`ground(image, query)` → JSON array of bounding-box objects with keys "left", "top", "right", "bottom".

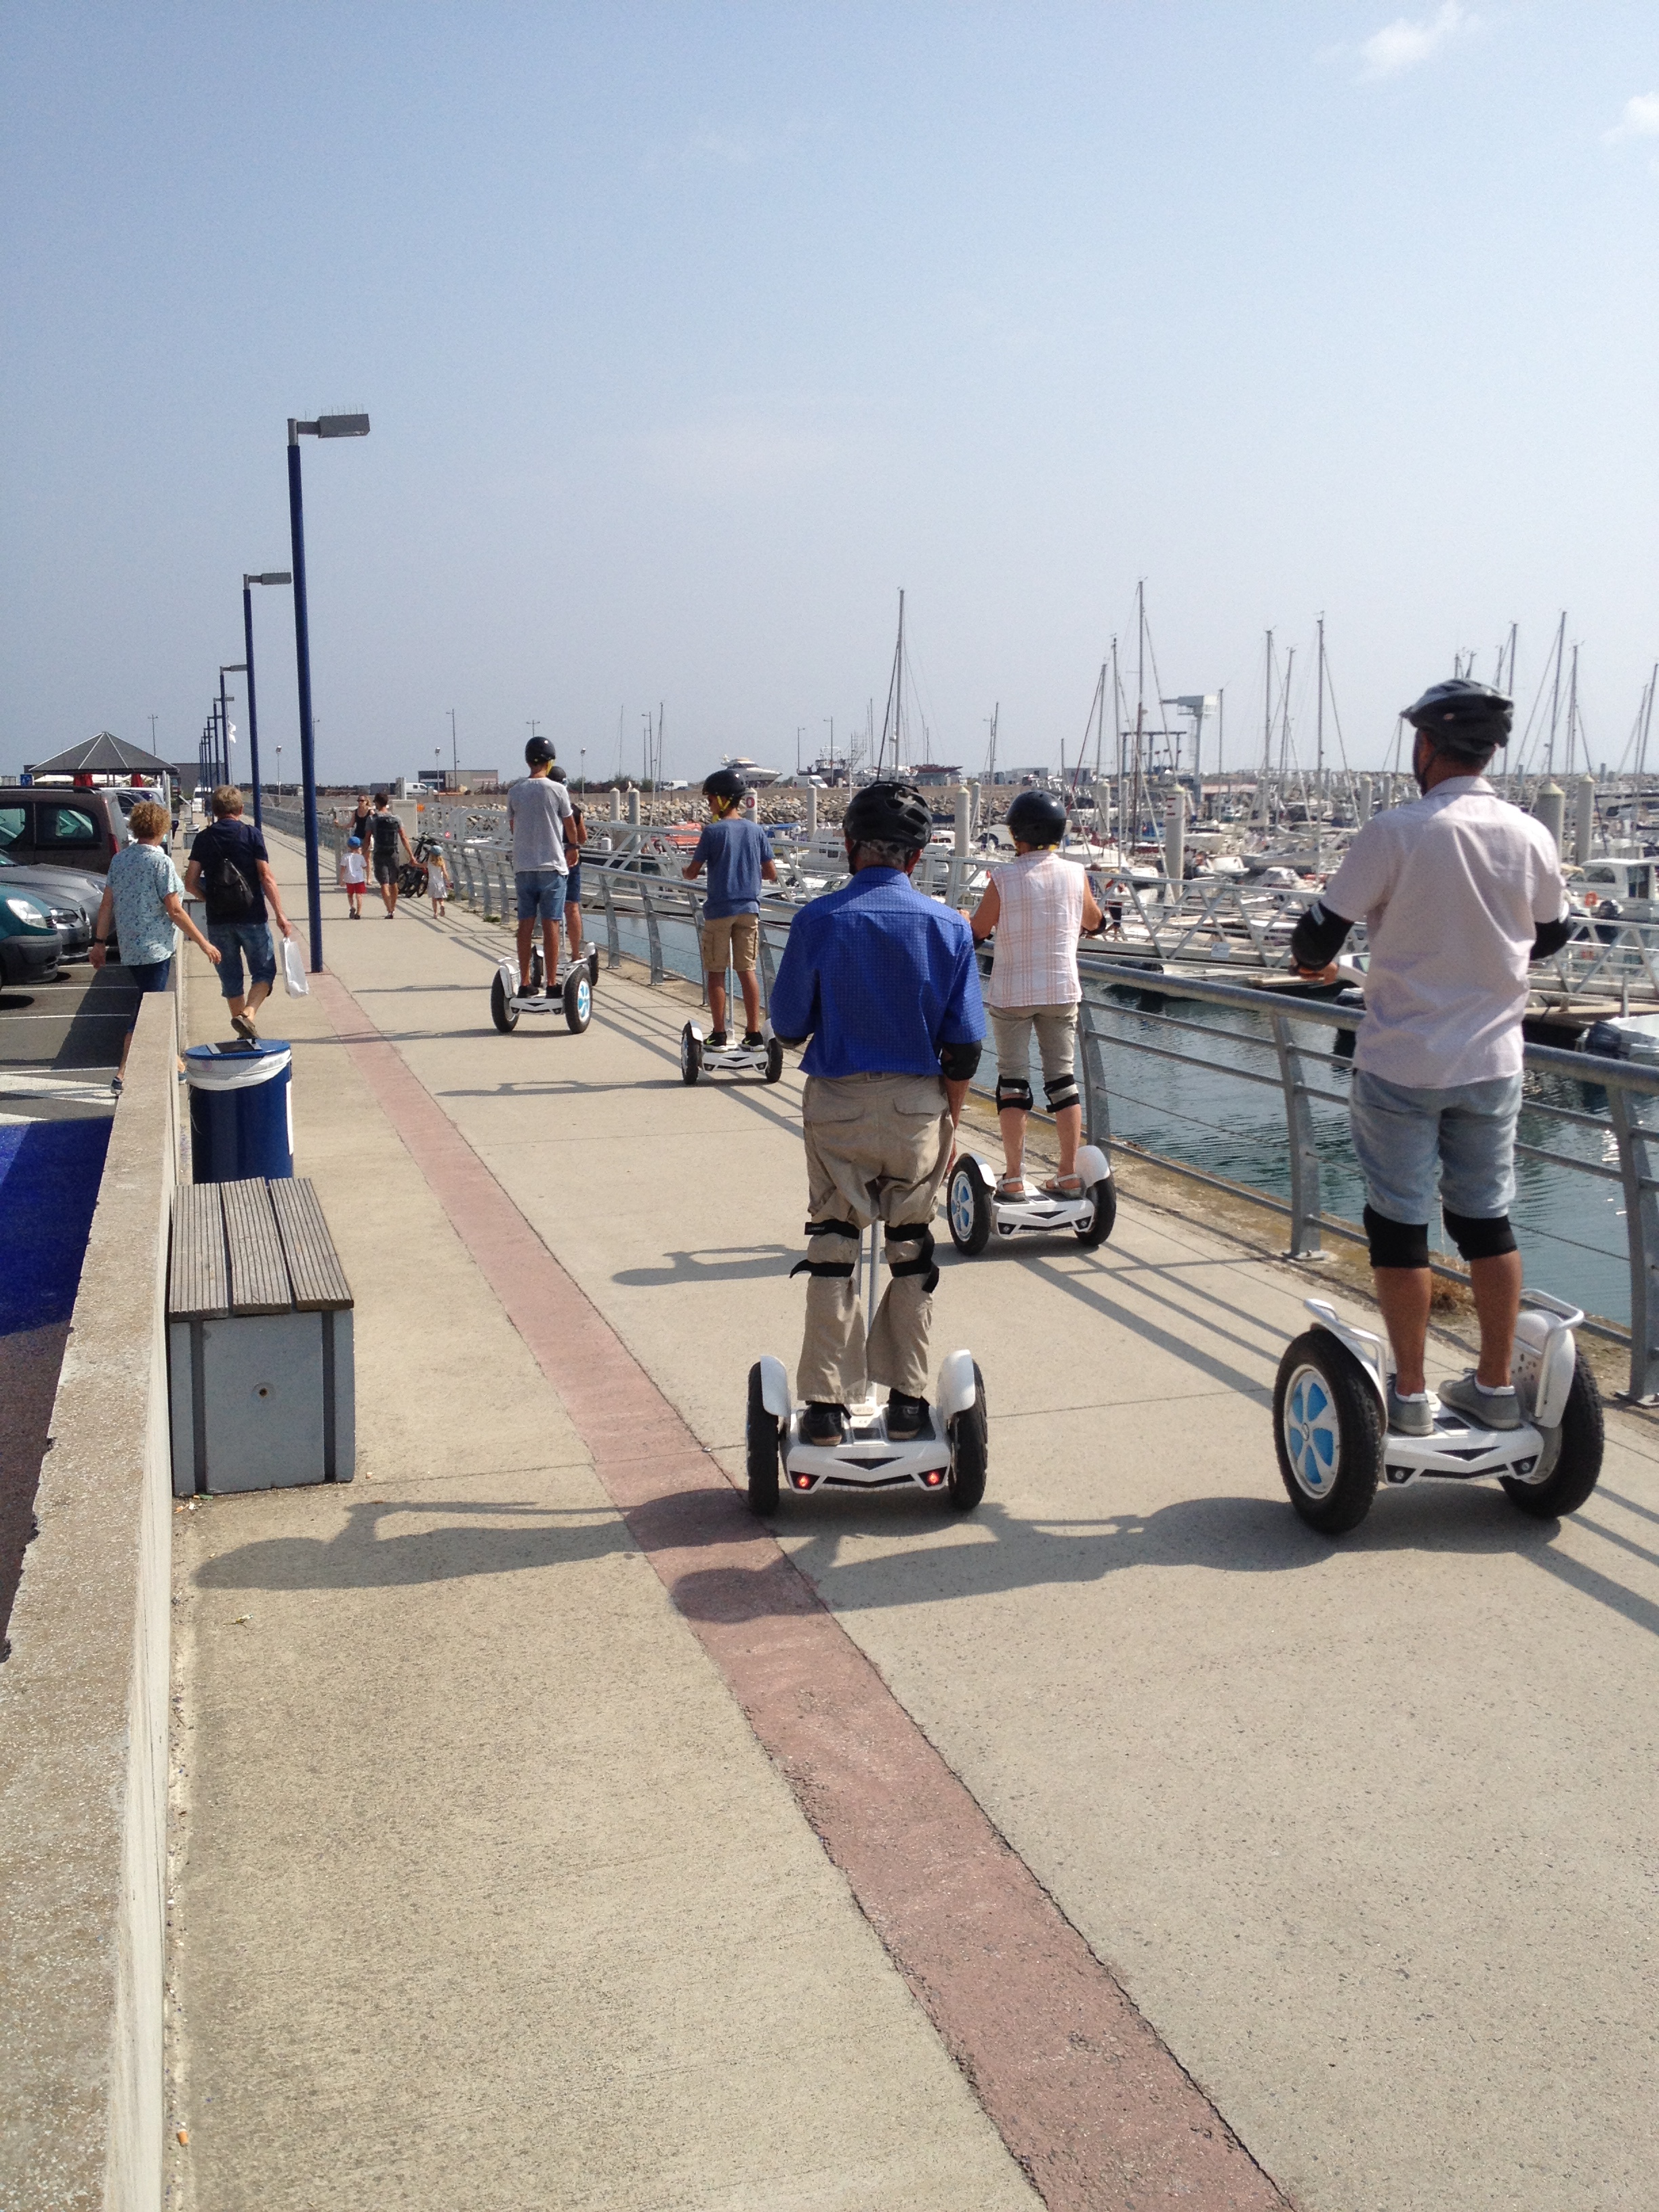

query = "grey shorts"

[
  {"left": 1349, "top": 1069, "right": 1523, "bottom": 1225},
  {"left": 989, "top": 1004, "right": 1079, "bottom": 1088}
]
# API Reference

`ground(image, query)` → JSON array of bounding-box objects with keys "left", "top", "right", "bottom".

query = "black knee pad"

[
  {"left": 790, "top": 1215, "right": 859, "bottom": 1281},
  {"left": 886, "top": 1224, "right": 939, "bottom": 1295},
  {"left": 996, "top": 1075, "right": 1033, "bottom": 1113},
  {"left": 1364, "top": 1204, "right": 1430, "bottom": 1271},
  {"left": 1443, "top": 1207, "right": 1517, "bottom": 1261},
  {"left": 1043, "top": 1071, "right": 1080, "bottom": 1113}
]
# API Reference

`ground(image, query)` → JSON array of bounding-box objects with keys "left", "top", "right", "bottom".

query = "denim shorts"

[
  {"left": 515, "top": 867, "right": 568, "bottom": 923},
  {"left": 1349, "top": 1069, "right": 1523, "bottom": 1225},
  {"left": 563, "top": 863, "right": 582, "bottom": 909},
  {"left": 126, "top": 956, "right": 173, "bottom": 995},
  {"left": 207, "top": 921, "right": 276, "bottom": 1000}
]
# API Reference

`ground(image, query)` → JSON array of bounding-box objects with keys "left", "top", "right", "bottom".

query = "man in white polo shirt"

[{"left": 1291, "top": 680, "right": 1571, "bottom": 1435}]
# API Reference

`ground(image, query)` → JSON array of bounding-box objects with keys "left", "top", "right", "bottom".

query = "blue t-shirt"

[
  {"left": 692, "top": 817, "right": 771, "bottom": 918},
  {"left": 769, "top": 868, "right": 985, "bottom": 1080}
]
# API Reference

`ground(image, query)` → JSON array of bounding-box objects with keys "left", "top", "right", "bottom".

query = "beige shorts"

[
  {"left": 701, "top": 912, "right": 759, "bottom": 973},
  {"left": 989, "top": 1003, "right": 1079, "bottom": 1086}
]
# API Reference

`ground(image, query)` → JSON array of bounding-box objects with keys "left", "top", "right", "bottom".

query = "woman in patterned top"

[{"left": 91, "top": 798, "right": 220, "bottom": 1092}]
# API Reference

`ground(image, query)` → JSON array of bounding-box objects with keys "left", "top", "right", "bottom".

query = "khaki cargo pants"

[{"left": 796, "top": 1071, "right": 953, "bottom": 1405}]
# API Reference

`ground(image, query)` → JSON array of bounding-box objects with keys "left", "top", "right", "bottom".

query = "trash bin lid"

[{"left": 184, "top": 1040, "right": 292, "bottom": 1088}]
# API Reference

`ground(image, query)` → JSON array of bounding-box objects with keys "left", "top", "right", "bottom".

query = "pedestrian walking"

[
  {"left": 367, "top": 792, "right": 415, "bottom": 918},
  {"left": 184, "top": 785, "right": 295, "bottom": 1042},
  {"left": 91, "top": 798, "right": 221, "bottom": 1091},
  {"left": 1291, "top": 679, "right": 1572, "bottom": 1434},
  {"left": 340, "top": 834, "right": 367, "bottom": 918},
  {"left": 426, "top": 846, "right": 450, "bottom": 916}
]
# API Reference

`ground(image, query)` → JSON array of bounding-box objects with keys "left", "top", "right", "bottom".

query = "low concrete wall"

[{"left": 0, "top": 993, "right": 179, "bottom": 2211}]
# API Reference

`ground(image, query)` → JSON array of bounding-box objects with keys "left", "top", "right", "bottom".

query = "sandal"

[
  {"left": 995, "top": 1174, "right": 1029, "bottom": 1200},
  {"left": 1042, "top": 1174, "right": 1086, "bottom": 1197}
]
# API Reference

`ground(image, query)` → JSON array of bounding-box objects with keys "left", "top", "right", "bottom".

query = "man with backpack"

[
  {"left": 367, "top": 791, "right": 417, "bottom": 918},
  {"left": 185, "top": 785, "right": 295, "bottom": 1042}
]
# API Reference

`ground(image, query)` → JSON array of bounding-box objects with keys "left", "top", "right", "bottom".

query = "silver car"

[{"left": 0, "top": 849, "right": 98, "bottom": 957}]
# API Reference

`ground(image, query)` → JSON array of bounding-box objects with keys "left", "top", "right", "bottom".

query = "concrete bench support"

[{"left": 0, "top": 993, "right": 179, "bottom": 2212}]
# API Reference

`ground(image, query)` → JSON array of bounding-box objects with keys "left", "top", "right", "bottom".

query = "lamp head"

[{"left": 245, "top": 572, "right": 292, "bottom": 587}]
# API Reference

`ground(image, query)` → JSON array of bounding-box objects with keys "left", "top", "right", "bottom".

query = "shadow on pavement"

[{"left": 192, "top": 1496, "right": 632, "bottom": 1590}]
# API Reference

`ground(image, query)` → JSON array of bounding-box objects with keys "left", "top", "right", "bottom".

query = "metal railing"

[{"left": 261, "top": 815, "right": 1659, "bottom": 1399}]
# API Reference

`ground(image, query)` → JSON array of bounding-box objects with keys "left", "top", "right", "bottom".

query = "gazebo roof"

[{"left": 29, "top": 731, "right": 175, "bottom": 777}]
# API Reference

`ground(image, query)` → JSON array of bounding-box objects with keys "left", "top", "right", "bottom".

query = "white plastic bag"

[{"left": 281, "top": 935, "right": 310, "bottom": 996}]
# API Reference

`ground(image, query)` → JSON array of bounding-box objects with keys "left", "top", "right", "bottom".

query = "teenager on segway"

[
  {"left": 1290, "top": 679, "right": 1572, "bottom": 1435},
  {"left": 768, "top": 779, "right": 985, "bottom": 1445},
  {"left": 682, "top": 766, "right": 778, "bottom": 1047}
]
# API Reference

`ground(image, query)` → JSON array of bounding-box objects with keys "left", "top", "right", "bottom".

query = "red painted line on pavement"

[{"left": 314, "top": 967, "right": 1290, "bottom": 2212}]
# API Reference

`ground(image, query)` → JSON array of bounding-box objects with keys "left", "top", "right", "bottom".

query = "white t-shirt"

[{"left": 1323, "top": 776, "right": 1565, "bottom": 1087}]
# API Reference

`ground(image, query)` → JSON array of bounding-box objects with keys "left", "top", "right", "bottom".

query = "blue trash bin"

[{"left": 186, "top": 1042, "right": 294, "bottom": 1183}]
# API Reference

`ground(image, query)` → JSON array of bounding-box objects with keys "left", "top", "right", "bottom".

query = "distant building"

[{"left": 438, "top": 768, "right": 501, "bottom": 793}]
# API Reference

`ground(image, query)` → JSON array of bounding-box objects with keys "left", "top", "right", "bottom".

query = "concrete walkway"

[{"left": 169, "top": 843, "right": 1659, "bottom": 2211}]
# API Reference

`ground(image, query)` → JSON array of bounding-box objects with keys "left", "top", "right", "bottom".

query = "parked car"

[
  {"left": 0, "top": 784, "right": 144, "bottom": 878},
  {"left": 0, "top": 849, "right": 100, "bottom": 954},
  {"left": 0, "top": 888, "right": 64, "bottom": 987}
]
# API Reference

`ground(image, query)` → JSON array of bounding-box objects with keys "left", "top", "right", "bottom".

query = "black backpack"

[{"left": 204, "top": 832, "right": 258, "bottom": 917}]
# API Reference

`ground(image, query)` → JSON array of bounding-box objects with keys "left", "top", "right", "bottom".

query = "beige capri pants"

[{"left": 989, "top": 1004, "right": 1080, "bottom": 1101}]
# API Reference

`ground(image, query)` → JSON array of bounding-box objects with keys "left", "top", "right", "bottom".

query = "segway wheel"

[
  {"left": 531, "top": 948, "right": 545, "bottom": 993},
  {"left": 947, "top": 1162, "right": 991, "bottom": 1256},
  {"left": 764, "top": 1037, "right": 784, "bottom": 1084},
  {"left": 587, "top": 945, "right": 600, "bottom": 990},
  {"left": 1073, "top": 1176, "right": 1117, "bottom": 1249},
  {"left": 1273, "top": 1331, "right": 1381, "bottom": 1534},
  {"left": 679, "top": 1023, "right": 701, "bottom": 1085},
  {"left": 746, "top": 1363, "right": 781, "bottom": 1515},
  {"left": 947, "top": 1362, "right": 988, "bottom": 1511},
  {"left": 563, "top": 970, "right": 592, "bottom": 1033},
  {"left": 490, "top": 972, "right": 518, "bottom": 1033},
  {"left": 1502, "top": 1351, "right": 1604, "bottom": 1518}
]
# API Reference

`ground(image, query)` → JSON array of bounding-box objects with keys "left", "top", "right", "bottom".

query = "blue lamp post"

[
  {"left": 287, "top": 412, "right": 370, "bottom": 973},
  {"left": 241, "top": 573, "right": 291, "bottom": 834}
]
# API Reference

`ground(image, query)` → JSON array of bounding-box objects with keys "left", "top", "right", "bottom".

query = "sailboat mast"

[{"left": 1546, "top": 611, "right": 1566, "bottom": 778}]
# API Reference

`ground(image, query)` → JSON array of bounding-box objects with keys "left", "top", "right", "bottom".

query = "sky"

[{"left": 3, "top": 1, "right": 1656, "bottom": 785}]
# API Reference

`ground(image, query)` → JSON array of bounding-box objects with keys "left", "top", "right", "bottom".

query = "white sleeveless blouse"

[{"left": 987, "top": 851, "right": 1083, "bottom": 1009}]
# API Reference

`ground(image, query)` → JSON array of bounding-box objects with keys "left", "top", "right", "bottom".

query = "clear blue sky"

[{"left": 3, "top": 3, "right": 1656, "bottom": 783}]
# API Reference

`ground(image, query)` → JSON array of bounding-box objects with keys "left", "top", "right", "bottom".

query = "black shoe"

[
  {"left": 886, "top": 1393, "right": 929, "bottom": 1441},
  {"left": 801, "top": 1402, "right": 846, "bottom": 1445},
  {"left": 742, "top": 1030, "right": 764, "bottom": 1049},
  {"left": 708, "top": 1029, "right": 728, "bottom": 1048}
]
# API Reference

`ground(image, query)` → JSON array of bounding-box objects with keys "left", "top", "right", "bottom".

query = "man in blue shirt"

[
  {"left": 769, "top": 779, "right": 985, "bottom": 1443},
  {"left": 683, "top": 766, "right": 777, "bottom": 1046}
]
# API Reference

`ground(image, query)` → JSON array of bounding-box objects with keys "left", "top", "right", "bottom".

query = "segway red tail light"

[
  {"left": 923, "top": 1469, "right": 944, "bottom": 1487},
  {"left": 793, "top": 1472, "right": 813, "bottom": 1490}
]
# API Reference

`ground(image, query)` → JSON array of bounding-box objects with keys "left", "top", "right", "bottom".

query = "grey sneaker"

[
  {"left": 1439, "top": 1372, "right": 1521, "bottom": 1431},
  {"left": 1386, "top": 1380, "right": 1435, "bottom": 1437}
]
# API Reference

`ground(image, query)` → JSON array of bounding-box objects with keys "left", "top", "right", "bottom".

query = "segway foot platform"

[
  {"left": 1273, "top": 1292, "right": 1604, "bottom": 1536},
  {"left": 745, "top": 1350, "right": 988, "bottom": 1513},
  {"left": 947, "top": 1147, "right": 1115, "bottom": 1254},
  {"left": 680, "top": 1020, "right": 784, "bottom": 1086}
]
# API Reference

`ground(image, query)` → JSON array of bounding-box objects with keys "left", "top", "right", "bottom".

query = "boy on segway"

[
  {"left": 682, "top": 766, "right": 778, "bottom": 1047},
  {"left": 508, "top": 736, "right": 575, "bottom": 996},
  {"left": 1290, "top": 680, "right": 1571, "bottom": 1435},
  {"left": 769, "top": 779, "right": 985, "bottom": 1444},
  {"left": 969, "top": 789, "right": 1105, "bottom": 1200}
]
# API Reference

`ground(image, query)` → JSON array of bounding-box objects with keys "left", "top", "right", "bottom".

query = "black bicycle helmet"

[
  {"left": 525, "top": 735, "right": 556, "bottom": 767},
  {"left": 703, "top": 765, "right": 748, "bottom": 806},
  {"left": 843, "top": 778, "right": 932, "bottom": 852},
  {"left": 1006, "top": 789, "right": 1067, "bottom": 846},
  {"left": 1401, "top": 679, "right": 1513, "bottom": 757}
]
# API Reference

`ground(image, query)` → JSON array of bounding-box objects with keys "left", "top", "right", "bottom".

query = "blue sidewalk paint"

[{"left": 0, "top": 1120, "right": 113, "bottom": 1336}]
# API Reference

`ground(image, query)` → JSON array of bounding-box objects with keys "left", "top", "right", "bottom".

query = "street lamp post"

[
  {"left": 287, "top": 412, "right": 370, "bottom": 972},
  {"left": 242, "top": 573, "right": 292, "bottom": 832},
  {"left": 276, "top": 746, "right": 283, "bottom": 798}
]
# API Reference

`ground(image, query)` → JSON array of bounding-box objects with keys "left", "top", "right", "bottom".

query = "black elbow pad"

[
  {"left": 939, "top": 1038, "right": 982, "bottom": 1082},
  {"left": 1289, "top": 899, "right": 1353, "bottom": 969},
  {"left": 1530, "top": 917, "right": 1573, "bottom": 961}
]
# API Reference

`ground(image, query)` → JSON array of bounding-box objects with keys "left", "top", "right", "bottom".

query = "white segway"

[
  {"left": 947, "top": 1145, "right": 1115, "bottom": 1254},
  {"left": 1273, "top": 1292, "right": 1604, "bottom": 1536},
  {"left": 745, "top": 1215, "right": 987, "bottom": 1514},
  {"left": 680, "top": 1019, "right": 784, "bottom": 1085},
  {"left": 490, "top": 946, "right": 594, "bottom": 1035}
]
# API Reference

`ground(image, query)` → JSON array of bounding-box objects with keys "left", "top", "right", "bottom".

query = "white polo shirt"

[{"left": 1322, "top": 777, "right": 1565, "bottom": 1088}]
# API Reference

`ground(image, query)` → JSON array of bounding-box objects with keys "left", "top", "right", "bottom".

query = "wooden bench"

[{"left": 167, "top": 1176, "right": 355, "bottom": 1496}]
